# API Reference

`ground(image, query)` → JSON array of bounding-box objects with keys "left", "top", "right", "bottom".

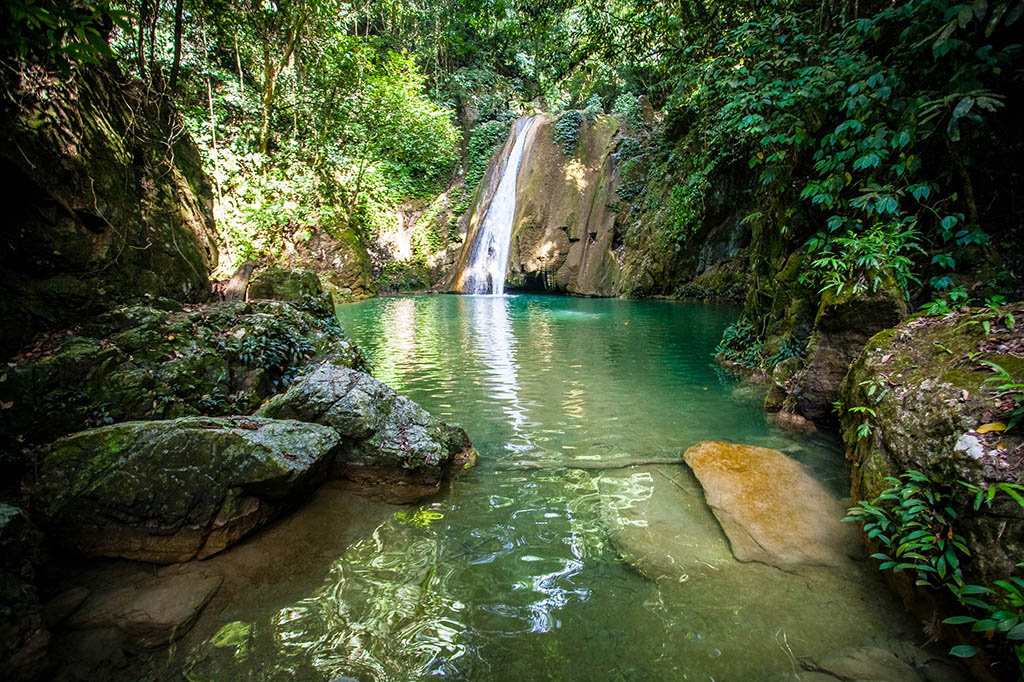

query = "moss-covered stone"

[
  {"left": 257, "top": 364, "right": 478, "bottom": 502},
  {"left": 840, "top": 303, "right": 1024, "bottom": 587},
  {"left": 0, "top": 504, "right": 48, "bottom": 681},
  {"left": 0, "top": 299, "right": 368, "bottom": 473},
  {"left": 30, "top": 417, "right": 341, "bottom": 563},
  {"left": 247, "top": 268, "right": 323, "bottom": 302},
  {"left": 785, "top": 281, "right": 908, "bottom": 424}
]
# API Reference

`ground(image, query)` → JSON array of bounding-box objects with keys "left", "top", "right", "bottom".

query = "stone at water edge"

[
  {"left": 63, "top": 565, "right": 223, "bottom": 649},
  {"left": 683, "top": 441, "right": 858, "bottom": 568},
  {"left": 31, "top": 416, "right": 341, "bottom": 563},
  {"left": 257, "top": 364, "right": 478, "bottom": 503},
  {"left": 840, "top": 303, "right": 1024, "bottom": 588}
]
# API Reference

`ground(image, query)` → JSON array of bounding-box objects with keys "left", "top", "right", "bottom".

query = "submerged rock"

[
  {"left": 63, "top": 565, "right": 222, "bottom": 649},
  {"left": 597, "top": 465, "right": 733, "bottom": 582},
  {"left": 841, "top": 303, "right": 1024, "bottom": 587},
  {"left": 31, "top": 417, "right": 340, "bottom": 563},
  {"left": 683, "top": 441, "right": 858, "bottom": 568},
  {"left": 0, "top": 504, "right": 49, "bottom": 681},
  {"left": 258, "top": 364, "right": 477, "bottom": 502}
]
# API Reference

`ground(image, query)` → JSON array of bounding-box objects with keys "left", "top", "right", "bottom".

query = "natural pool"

[{"left": 183, "top": 294, "right": 918, "bottom": 681}]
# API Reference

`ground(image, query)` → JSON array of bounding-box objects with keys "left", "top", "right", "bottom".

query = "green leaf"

[
  {"left": 949, "top": 645, "right": 979, "bottom": 658},
  {"left": 943, "top": 615, "right": 978, "bottom": 625}
]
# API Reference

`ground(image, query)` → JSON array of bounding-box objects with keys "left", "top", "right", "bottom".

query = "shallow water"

[{"left": 183, "top": 294, "right": 916, "bottom": 681}]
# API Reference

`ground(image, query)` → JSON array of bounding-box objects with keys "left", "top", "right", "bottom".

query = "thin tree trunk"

[
  {"left": 235, "top": 35, "right": 244, "bottom": 91},
  {"left": 147, "top": 0, "right": 160, "bottom": 77},
  {"left": 169, "top": 0, "right": 184, "bottom": 89},
  {"left": 258, "top": 8, "right": 308, "bottom": 153},
  {"left": 137, "top": 0, "right": 150, "bottom": 78},
  {"left": 203, "top": 26, "right": 221, "bottom": 204}
]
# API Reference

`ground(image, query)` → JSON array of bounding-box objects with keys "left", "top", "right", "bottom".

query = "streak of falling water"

[{"left": 459, "top": 116, "right": 538, "bottom": 295}]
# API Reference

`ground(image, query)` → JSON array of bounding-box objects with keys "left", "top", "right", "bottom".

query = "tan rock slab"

[{"left": 683, "top": 441, "right": 857, "bottom": 567}]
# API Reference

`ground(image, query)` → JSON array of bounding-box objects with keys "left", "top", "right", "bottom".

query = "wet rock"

[
  {"left": 0, "top": 299, "right": 367, "bottom": 460},
  {"left": 0, "top": 504, "right": 49, "bottom": 681},
  {"left": 597, "top": 465, "right": 733, "bottom": 582},
  {"left": 64, "top": 565, "right": 222, "bottom": 648},
  {"left": 41, "top": 587, "right": 89, "bottom": 628},
  {"left": 31, "top": 416, "right": 340, "bottom": 563},
  {"left": 257, "top": 364, "right": 477, "bottom": 502},
  {"left": 683, "top": 441, "right": 858, "bottom": 568},
  {"left": 841, "top": 303, "right": 1024, "bottom": 586},
  {"left": 785, "top": 283, "right": 907, "bottom": 424},
  {"left": 806, "top": 647, "right": 921, "bottom": 682},
  {"left": 453, "top": 114, "right": 622, "bottom": 296}
]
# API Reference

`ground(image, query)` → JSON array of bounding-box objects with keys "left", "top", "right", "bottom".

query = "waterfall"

[{"left": 458, "top": 116, "right": 538, "bottom": 295}]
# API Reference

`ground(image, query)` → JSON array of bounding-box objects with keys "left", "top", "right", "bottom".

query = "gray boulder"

[
  {"left": 31, "top": 416, "right": 340, "bottom": 563},
  {"left": 258, "top": 364, "right": 477, "bottom": 502}
]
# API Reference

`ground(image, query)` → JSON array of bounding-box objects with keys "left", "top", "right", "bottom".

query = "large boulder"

[
  {"left": 0, "top": 58, "right": 218, "bottom": 359},
  {"left": 247, "top": 267, "right": 324, "bottom": 302},
  {"left": 257, "top": 364, "right": 477, "bottom": 502},
  {"left": 0, "top": 504, "right": 48, "bottom": 681},
  {"left": 31, "top": 417, "right": 341, "bottom": 563},
  {"left": 683, "top": 441, "right": 859, "bottom": 568},
  {"left": 841, "top": 303, "right": 1024, "bottom": 586},
  {"left": 0, "top": 298, "right": 367, "bottom": 466}
]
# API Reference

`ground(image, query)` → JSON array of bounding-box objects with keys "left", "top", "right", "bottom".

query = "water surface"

[{"left": 184, "top": 294, "right": 915, "bottom": 681}]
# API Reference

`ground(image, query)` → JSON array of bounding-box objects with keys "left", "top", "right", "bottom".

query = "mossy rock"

[
  {"left": 0, "top": 504, "right": 48, "bottom": 682},
  {"left": 786, "top": 281, "right": 907, "bottom": 424},
  {"left": 30, "top": 417, "right": 341, "bottom": 563},
  {"left": 257, "top": 364, "right": 478, "bottom": 502},
  {"left": 0, "top": 299, "right": 368, "bottom": 475},
  {"left": 248, "top": 268, "right": 323, "bottom": 301},
  {"left": 1, "top": 59, "right": 218, "bottom": 359},
  {"left": 840, "top": 303, "right": 1024, "bottom": 586}
]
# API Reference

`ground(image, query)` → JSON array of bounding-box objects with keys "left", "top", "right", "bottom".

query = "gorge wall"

[{"left": 0, "top": 58, "right": 218, "bottom": 359}]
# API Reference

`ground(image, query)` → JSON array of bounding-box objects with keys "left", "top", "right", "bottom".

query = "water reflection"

[{"left": 179, "top": 296, "right": 916, "bottom": 682}]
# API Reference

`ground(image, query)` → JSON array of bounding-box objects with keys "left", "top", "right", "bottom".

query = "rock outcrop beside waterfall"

[
  {"left": 451, "top": 114, "right": 624, "bottom": 296},
  {"left": 507, "top": 115, "right": 623, "bottom": 296}
]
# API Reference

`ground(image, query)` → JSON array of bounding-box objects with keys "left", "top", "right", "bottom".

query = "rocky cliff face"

[
  {"left": 507, "top": 114, "right": 622, "bottom": 296},
  {"left": 451, "top": 114, "right": 625, "bottom": 296},
  {"left": 0, "top": 58, "right": 218, "bottom": 359}
]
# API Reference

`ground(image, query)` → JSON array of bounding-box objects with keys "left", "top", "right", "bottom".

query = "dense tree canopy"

[{"left": 2, "top": 0, "right": 1020, "bottom": 299}]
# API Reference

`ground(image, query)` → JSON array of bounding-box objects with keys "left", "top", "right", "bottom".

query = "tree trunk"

[
  {"left": 136, "top": 0, "right": 150, "bottom": 78},
  {"left": 224, "top": 260, "right": 258, "bottom": 301},
  {"left": 169, "top": 0, "right": 184, "bottom": 89}
]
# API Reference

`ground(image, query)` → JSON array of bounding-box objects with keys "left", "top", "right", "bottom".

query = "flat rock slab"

[
  {"left": 66, "top": 565, "right": 222, "bottom": 648},
  {"left": 597, "top": 465, "right": 733, "bottom": 582},
  {"left": 683, "top": 441, "right": 857, "bottom": 568}
]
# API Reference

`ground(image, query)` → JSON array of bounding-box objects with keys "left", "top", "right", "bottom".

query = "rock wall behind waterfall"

[
  {"left": 451, "top": 114, "right": 624, "bottom": 297},
  {"left": 508, "top": 115, "right": 622, "bottom": 296}
]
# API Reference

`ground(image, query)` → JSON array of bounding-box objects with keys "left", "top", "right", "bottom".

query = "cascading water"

[{"left": 458, "top": 116, "right": 538, "bottom": 295}]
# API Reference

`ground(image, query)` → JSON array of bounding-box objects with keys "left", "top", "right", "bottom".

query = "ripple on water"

[{"left": 180, "top": 295, "right": 917, "bottom": 681}]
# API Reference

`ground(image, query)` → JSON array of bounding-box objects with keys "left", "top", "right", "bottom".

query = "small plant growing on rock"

[{"left": 553, "top": 111, "right": 583, "bottom": 155}]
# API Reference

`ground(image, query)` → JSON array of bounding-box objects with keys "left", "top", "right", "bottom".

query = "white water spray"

[{"left": 459, "top": 116, "right": 538, "bottom": 295}]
